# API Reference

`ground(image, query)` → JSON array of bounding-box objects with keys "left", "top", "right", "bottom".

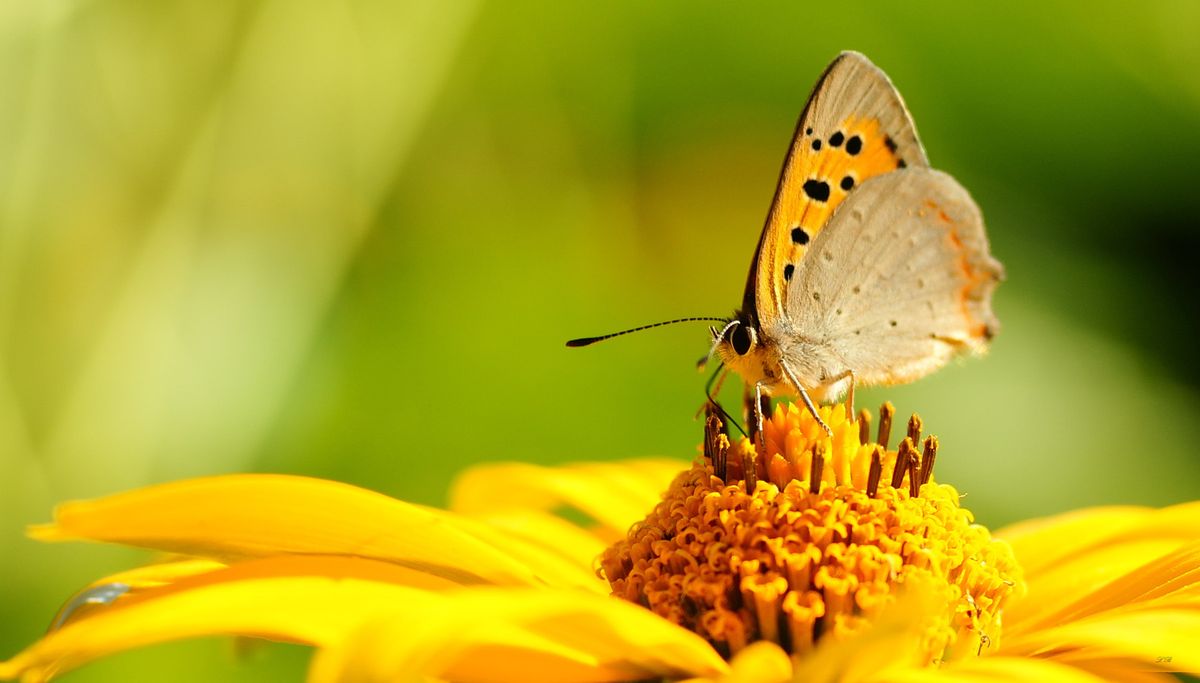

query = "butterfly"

[{"left": 570, "top": 51, "right": 1003, "bottom": 437}]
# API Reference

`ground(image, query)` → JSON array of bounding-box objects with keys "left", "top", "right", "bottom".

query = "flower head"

[
  {"left": 602, "top": 402, "right": 1023, "bottom": 665},
  {"left": 2, "top": 401, "right": 1199, "bottom": 682}
]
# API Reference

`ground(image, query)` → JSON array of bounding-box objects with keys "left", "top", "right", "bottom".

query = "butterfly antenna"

[{"left": 566, "top": 317, "right": 730, "bottom": 348}]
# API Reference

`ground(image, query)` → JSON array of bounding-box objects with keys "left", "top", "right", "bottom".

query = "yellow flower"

[{"left": 2, "top": 401, "right": 1198, "bottom": 682}]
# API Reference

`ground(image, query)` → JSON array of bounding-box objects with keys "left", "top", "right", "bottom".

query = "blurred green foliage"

[{"left": 2, "top": 1, "right": 1199, "bottom": 679}]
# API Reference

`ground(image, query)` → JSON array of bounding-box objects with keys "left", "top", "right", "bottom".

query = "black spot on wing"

[
  {"left": 829, "top": 131, "right": 844, "bottom": 147},
  {"left": 845, "top": 136, "right": 862, "bottom": 155},
  {"left": 783, "top": 264, "right": 795, "bottom": 281},
  {"left": 791, "top": 227, "right": 809, "bottom": 244},
  {"left": 840, "top": 176, "right": 855, "bottom": 191},
  {"left": 802, "top": 180, "right": 831, "bottom": 202},
  {"left": 884, "top": 135, "right": 897, "bottom": 153},
  {"left": 811, "top": 139, "right": 822, "bottom": 151}
]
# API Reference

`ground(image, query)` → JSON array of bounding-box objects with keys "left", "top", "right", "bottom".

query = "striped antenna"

[{"left": 566, "top": 317, "right": 730, "bottom": 347}]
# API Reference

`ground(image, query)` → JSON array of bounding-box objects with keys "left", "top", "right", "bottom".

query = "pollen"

[{"left": 599, "top": 401, "right": 1025, "bottom": 665}]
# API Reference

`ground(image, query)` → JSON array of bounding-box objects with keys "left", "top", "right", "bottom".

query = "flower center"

[{"left": 599, "top": 401, "right": 1024, "bottom": 665}]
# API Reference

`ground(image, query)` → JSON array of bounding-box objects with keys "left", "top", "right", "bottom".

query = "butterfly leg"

[
  {"left": 779, "top": 361, "right": 833, "bottom": 436},
  {"left": 847, "top": 370, "right": 856, "bottom": 418},
  {"left": 826, "top": 368, "right": 856, "bottom": 419},
  {"left": 753, "top": 381, "right": 769, "bottom": 455},
  {"left": 745, "top": 382, "right": 771, "bottom": 441}
]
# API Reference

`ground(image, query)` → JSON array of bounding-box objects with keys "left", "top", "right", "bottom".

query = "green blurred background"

[{"left": 3, "top": 1, "right": 1199, "bottom": 679}]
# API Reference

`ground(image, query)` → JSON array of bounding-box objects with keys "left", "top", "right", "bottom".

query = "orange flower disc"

[{"left": 600, "top": 402, "right": 1025, "bottom": 665}]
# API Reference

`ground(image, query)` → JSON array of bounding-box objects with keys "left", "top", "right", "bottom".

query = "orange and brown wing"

[{"left": 746, "top": 51, "right": 928, "bottom": 328}]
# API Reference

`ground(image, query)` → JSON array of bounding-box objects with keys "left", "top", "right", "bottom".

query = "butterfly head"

[
  {"left": 711, "top": 314, "right": 784, "bottom": 390},
  {"left": 711, "top": 317, "right": 756, "bottom": 356}
]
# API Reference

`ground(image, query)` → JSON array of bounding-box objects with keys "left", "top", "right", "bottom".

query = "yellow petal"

[
  {"left": 31, "top": 474, "right": 542, "bottom": 586},
  {"left": 1062, "top": 658, "right": 1180, "bottom": 683},
  {"left": 309, "top": 587, "right": 729, "bottom": 683},
  {"left": 448, "top": 459, "right": 686, "bottom": 536},
  {"left": 567, "top": 459, "right": 692, "bottom": 516},
  {"left": 312, "top": 616, "right": 608, "bottom": 683},
  {"left": 1006, "top": 542, "right": 1200, "bottom": 638},
  {"left": 877, "top": 657, "right": 1111, "bottom": 683},
  {"left": 2, "top": 556, "right": 725, "bottom": 683},
  {"left": 999, "top": 502, "right": 1200, "bottom": 633},
  {"left": 0, "top": 555, "right": 449, "bottom": 682},
  {"left": 436, "top": 512, "right": 605, "bottom": 592},
  {"left": 465, "top": 508, "right": 607, "bottom": 572},
  {"left": 1005, "top": 539, "right": 1183, "bottom": 634},
  {"left": 45, "top": 558, "right": 228, "bottom": 631},
  {"left": 997, "top": 502, "right": 1200, "bottom": 578},
  {"left": 81, "top": 558, "right": 227, "bottom": 590},
  {"left": 1001, "top": 608, "right": 1200, "bottom": 675},
  {"left": 720, "top": 641, "right": 792, "bottom": 683}
]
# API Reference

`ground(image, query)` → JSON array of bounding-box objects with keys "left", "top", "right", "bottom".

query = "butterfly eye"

[{"left": 728, "top": 324, "right": 755, "bottom": 355}]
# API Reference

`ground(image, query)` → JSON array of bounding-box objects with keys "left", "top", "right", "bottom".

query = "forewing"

[
  {"left": 786, "top": 168, "right": 1003, "bottom": 387},
  {"left": 747, "top": 51, "right": 928, "bottom": 328}
]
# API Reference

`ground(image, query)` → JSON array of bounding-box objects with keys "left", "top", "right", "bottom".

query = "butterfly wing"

[
  {"left": 783, "top": 167, "right": 1003, "bottom": 390},
  {"left": 746, "top": 51, "right": 928, "bottom": 329}
]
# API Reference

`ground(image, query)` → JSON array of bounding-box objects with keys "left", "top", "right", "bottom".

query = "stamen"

[
  {"left": 877, "top": 401, "right": 895, "bottom": 451},
  {"left": 718, "top": 437, "right": 730, "bottom": 482},
  {"left": 908, "top": 413, "right": 924, "bottom": 446},
  {"left": 810, "top": 442, "right": 825, "bottom": 494},
  {"left": 710, "top": 446, "right": 722, "bottom": 483},
  {"left": 704, "top": 404, "right": 731, "bottom": 482},
  {"left": 858, "top": 408, "right": 871, "bottom": 447},
  {"left": 920, "top": 436, "right": 939, "bottom": 485},
  {"left": 891, "top": 438, "right": 914, "bottom": 489},
  {"left": 908, "top": 445, "right": 921, "bottom": 497},
  {"left": 867, "top": 446, "right": 883, "bottom": 498}
]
